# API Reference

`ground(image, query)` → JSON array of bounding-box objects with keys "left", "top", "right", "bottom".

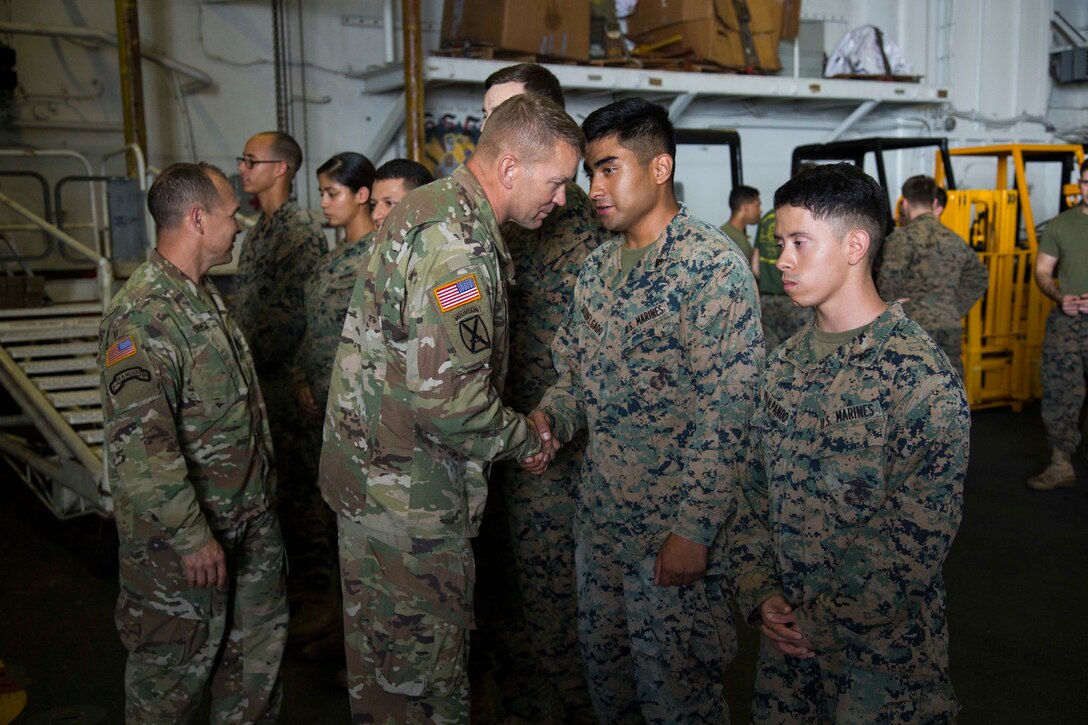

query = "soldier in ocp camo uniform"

[
  {"left": 753, "top": 208, "right": 812, "bottom": 351},
  {"left": 731, "top": 164, "right": 968, "bottom": 723},
  {"left": 319, "top": 94, "right": 584, "bottom": 724},
  {"left": 100, "top": 163, "right": 287, "bottom": 724},
  {"left": 529, "top": 98, "right": 763, "bottom": 724},
  {"left": 877, "top": 175, "right": 988, "bottom": 378},
  {"left": 233, "top": 131, "right": 329, "bottom": 617},
  {"left": 474, "top": 63, "right": 602, "bottom": 723}
]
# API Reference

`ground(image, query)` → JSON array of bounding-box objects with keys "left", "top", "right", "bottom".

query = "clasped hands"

[
  {"left": 520, "top": 410, "right": 561, "bottom": 474},
  {"left": 1060, "top": 293, "right": 1088, "bottom": 316},
  {"left": 759, "top": 594, "right": 816, "bottom": 659}
]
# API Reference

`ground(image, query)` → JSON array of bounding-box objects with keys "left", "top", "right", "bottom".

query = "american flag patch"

[
  {"left": 433, "top": 274, "right": 481, "bottom": 312},
  {"left": 105, "top": 336, "right": 137, "bottom": 367}
]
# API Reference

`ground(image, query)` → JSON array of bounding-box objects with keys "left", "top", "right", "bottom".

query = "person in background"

[
  {"left": 1028, "top": 160, "right": 1088, "bottom": 491},
  {"left": 877, "top": 174, "right": 988, "bottom": 378},
  {"left": 101, "top": 163, "right": 287, "bottom": 723},
  {"left": 291, "top": 151, "right": 377, "bottom": 656},
  {"left": 370, "top": 158, "right": 434, "bottom": 229},
  {"left": 722, "top": 184, "right": 762, "bottom": 264},
  {"left": 528, "top": 97, "right": 763, "bottom": 723},
  {"left": 473, "top": 62, "right": 603, "bottom": 724},
  {"left": 233, "top": 131, "right": 329, "bottom": 632},
  {"left": 732, "top": 163, "right": 968, "bottom": 723}
]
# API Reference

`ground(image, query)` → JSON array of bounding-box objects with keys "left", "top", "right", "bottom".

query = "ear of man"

[
  {"left": 845, "top": 227, "right": 871, "bottom": 267},
  {"left": 497, "top": 153, "right": 519, "bottom": 191},
  {"left": 651, "top": 153, "right": 673, "bottom": 187}
]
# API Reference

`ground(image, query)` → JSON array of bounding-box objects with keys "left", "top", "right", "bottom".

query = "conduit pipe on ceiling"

[{"left": 0, "top": 20, "right": 213, "bottom": 94}]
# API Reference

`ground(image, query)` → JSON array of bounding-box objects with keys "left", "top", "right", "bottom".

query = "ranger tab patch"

[
  {"left": 433, "top": 274, "right": 481, "bottom": 313},
  {"left": 105, "top": 336, "right": 138, "bottom": 367}
]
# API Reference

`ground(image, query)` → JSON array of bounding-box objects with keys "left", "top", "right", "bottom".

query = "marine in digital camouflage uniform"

[
  {"left": 319, "top": 95, "right": 582, "bottom": 723},
  {"left": 754, "top": 209, "right": 812, "bottom": 352},
  {"left": 100, "top": 164, "right": 287, "bottom": 724},
  {"left": 472, "top": 62, "right": 601, "bottom": 724},
  {"left": 534, "top": 99, "right": 763, "bottom": 724},
  {"left": 234, "top": 131, "right": 329, "bottom": 609},
  {"left": 482, "top": 182, "right": 603, "bottom": 721},
  {"left": 877, "top": 176, "right": 988, "bottom": 377},
  {"left": 731, "top": 164, "right": 967, "bottom": 724}
]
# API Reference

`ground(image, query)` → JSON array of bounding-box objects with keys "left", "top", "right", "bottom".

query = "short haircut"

[
  {"left": 375, "top": 158, "right": 434, "bottom": 191},
  {"left": 901, "top": 174, "right": 938, "bottom": 207},
  {"left": 729, "top": 185, "right": 761, "bottom": 213},
  {"left": 147, "top": 162, "right": 228, "bottom": 232},
  {"left": 484, "top": 63, "right": 565, "bottom": 109},
  {"left": 255, "top": 130, "right": 303, "bottom": 176},
  {"left": 1080, "top": 158, "right": 1088, "bottom": 176},
  {"left": 582, "top": 97, "right": 676, "bottom": 168},
  {"left": 935, "top": 186, "right": 948, "bottom": 208},
  {"left": 773, "top": 162, "right": 889, "bottom": 265},
  {"left": 475, "top": 94, "right": 585, "bottom": 165},
  {"left": 316, "top": 152, "right": 376, "bottom": 193}
]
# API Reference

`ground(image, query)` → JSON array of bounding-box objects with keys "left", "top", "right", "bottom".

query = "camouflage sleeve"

[
  {"left": 728, "top": 396, "right": 786, "bottom": 623},
  {"left": 247, "top": 223, "right": 326, "bottom": 368},
  {"left": 792, "top": 375, "right": 968, "bottom": 652},
  {"left": 673, "top": 259, "right": 764, "bottom": 547},
  {"left": 406, "top": 227, "right": 541, "bottom": 462},
  {"left": 101, "top": 318, "right": 213, "bottom": 556},
  {"left": 955, "top": 242, "right": 990, "bottom": 317},
  {"left": 875, "top": 230, "right": 911, "bottom": 305},
  {"left": 536, "top": 300, "right": 587, "bottom": 445}
]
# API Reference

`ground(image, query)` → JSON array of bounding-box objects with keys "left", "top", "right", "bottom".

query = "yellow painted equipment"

[{"left": 935, "top": 144, "right": 1086, "bottom": 410}]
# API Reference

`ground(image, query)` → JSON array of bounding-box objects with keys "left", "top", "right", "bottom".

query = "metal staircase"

[
  {"left": 0, "top": 187, "right": 115, "bottom": 519},
  {"left": 0, "top": 302, "right": 110, "bottom": 518}
]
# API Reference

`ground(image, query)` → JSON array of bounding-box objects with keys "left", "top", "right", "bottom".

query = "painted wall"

[{"left": 0, "top": 0, "right": 1084, "bottom": 270}]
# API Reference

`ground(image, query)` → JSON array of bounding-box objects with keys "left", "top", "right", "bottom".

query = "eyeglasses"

[{"left": 236, "top": 156, "right": 283, "bottom": 170}]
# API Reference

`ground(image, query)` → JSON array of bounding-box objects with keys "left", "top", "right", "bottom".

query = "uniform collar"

[
  {"left": 452, "top": 163, "right": 511, "bottom": 272},
  {"left": 784, "top": 302, "right": 906, "bottom": 372},
  {"left": 601, "top": 204, "right": 687, "bottom": 289}
]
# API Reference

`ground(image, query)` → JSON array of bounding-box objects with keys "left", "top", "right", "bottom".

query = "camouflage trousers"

[
  {"left": 575, "top": 513, "right": 736, "bottom": 724},
  {"left": 262, "top": 374, "right": 336, "bottom": 606},
  {"left": 760, "top": 294, "right": 812, "bottom": 352},
  {"left": 115, "top": 509, "right": 288, "bottom": 724},
  {"left": 339, "top": 517, "right": 473, "bottom": 724},
  {"left": 478, "top": 446, "right": 595, "bottom": 723},
  {"left": 751, "top": 637, "right": 959, "bottom": 724},
  {"left": 1041, "top": 309, "right": 1088, "bottom": 454}
]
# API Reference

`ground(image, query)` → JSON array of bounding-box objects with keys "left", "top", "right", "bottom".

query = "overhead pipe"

[
  {"left": 0, "top": 21, "right": 213, "bottom": 94},
  {"left": 402, "top": 0, "right": 425, "bottom": 162},
  {"left": 114, "top": 0, "right": 147, "bottom": 178}
]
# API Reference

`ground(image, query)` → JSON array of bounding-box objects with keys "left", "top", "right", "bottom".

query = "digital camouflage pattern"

[
  {"left": 484, "top": 181, "right": 602, "bottom": 721},
  {"left": 232, "top": 199, "right": 328, "bottom": 378},
  {"left": 538, "top": 205, "right": 764, "bottom": 720},
  {"left": 1038, "top": 207, "right": 1088, "bottom": 454},
  {"left": 877, "top": 214, "right": 988, "bottom": 375},
  {"left": 100, "top": 251, "right": 286, "bottom": 723},
  {"left": 232, "top": 199, "right": 328, "bottom": 603},
  {"left": 338, "top": 518, "right": 473, "bottom": 724},
  {"left": 299, "top": 232, "right": 375, "bottom": 410},
  {"left": 731, "top": 303, "right": 968, "bottom": 723},
  {"left": 1040, "top": 310, "right": 1088, "bottom": 454},
  {"left": 755, "top": 210, "right": 811, "bottom": 351},
  {"left": 320, "top": 164, "right": 543, "bottom": 720},
  {"left": 577, "top": 514, "right": 736, "bottom": 724}
]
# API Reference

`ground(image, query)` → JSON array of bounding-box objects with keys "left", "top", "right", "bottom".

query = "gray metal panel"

[{"left": 107, "top": 177, "right": 149, "bottom": 262}]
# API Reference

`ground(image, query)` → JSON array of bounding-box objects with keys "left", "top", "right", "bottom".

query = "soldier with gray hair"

[
  {"left": 100, "top": 162, "right": 287, "bottom": 723},
  {"left": 319, "top": 93, "right": 584, "bottom": 723}
]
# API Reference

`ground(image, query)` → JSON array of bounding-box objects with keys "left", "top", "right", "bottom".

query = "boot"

[{"left": 1027, "top": 449, "right": 1076, "bottom": 491}]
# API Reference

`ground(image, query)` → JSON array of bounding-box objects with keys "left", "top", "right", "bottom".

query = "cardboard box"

[
  {"left": 441, "top": 0, "right": 590, "bottom": 61},
  {"left": 628, "top": 0, "right": 784, "bottom": 72}
]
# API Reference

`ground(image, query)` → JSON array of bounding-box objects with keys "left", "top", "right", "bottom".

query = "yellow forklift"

[{"left": 935, "top": 144, "right": 1086, "bottom": 410}]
